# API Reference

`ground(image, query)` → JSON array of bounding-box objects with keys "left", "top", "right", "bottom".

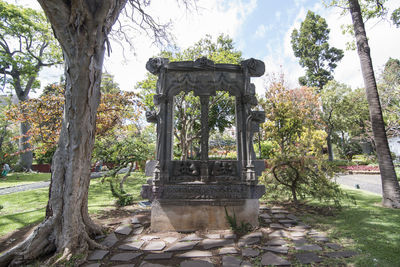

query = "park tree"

[
  {"left": 137, "top": 34, "right": 242, "bottom": 160},
  {"left": 259, "top": 80, "right": 346, "bottom": 205},
  {"left": 291, "top": 10, "right": 344, "bottom": 92},
  {"left": 378, "top": 58, "right": 400, "bottom": 137},
  {"left": 0, "top": 1, "right": 62, "bottom": 170},
  {"left": 291, "top": 10, "right": 344, "bottom": 160},
  {"left": 0, "top": 0, "right": 188, "bottom": 265},
  {"left": 345, "top": 0, "right": 400, "bottom": 208},
  {"left": 7, "top": 80, "right": 141, "bottom": 162},
  {"left": 320, "top": 81, "right": 370, "bottom": 160}
]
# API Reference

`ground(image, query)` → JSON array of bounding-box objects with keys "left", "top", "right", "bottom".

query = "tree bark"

[
  {"left": 0, "top": 1, "right": 127, "bottom": 265},
  {"left": 17, "top": 121, "right": 33, "bottom": 170},
  {"left": 349, "top": 0, "right": 400, "bottom": 208},
  {"left": 327, "top": 132, "right": 334, "bottom": 161}
]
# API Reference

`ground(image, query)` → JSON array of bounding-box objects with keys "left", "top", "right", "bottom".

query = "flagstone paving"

[{"left": 83, "top": 206, "right": 359, "bottom": 266}]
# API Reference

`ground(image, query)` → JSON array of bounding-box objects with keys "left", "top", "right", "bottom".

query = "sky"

[{"left": 11, "top": 0, "right": 400, "bottom": 96}]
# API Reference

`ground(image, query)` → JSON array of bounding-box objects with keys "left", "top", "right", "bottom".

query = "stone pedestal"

[{"left": 151, "top": 199, "right": 260, "bottom": 232}]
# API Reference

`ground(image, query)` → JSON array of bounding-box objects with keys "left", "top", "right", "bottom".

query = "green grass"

[
  {"left": 0, "top": 172, "right": 51, "bottom": 188},
  {"left": 300, "top": 186, "right": 400, "bottom": 267},
  {"left": 0, "top": 172, "right": 147, "bottom": 237}
]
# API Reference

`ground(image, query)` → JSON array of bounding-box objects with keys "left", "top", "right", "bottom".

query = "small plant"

[
  {"left": 0, "top": 204, "right": 3, "bottom": 211},
  {"left": 109, "top": 180, "right": 133, "bottom": 206},
  {"left": 224, "top": 207, "right": 252, "bottom": 235}
]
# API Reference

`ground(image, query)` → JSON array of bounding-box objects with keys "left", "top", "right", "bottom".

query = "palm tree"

[{"left": 348, "top": 0, "right": 400, "bottom": 208}]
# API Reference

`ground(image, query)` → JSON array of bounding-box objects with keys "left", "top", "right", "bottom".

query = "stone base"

[{"left": 150, "top": 199, "right": 260, "bottom": 232}]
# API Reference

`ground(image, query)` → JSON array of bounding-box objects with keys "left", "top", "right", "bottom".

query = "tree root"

[{"left": 0, "top": 218, "right": 105, "bottom": 267}]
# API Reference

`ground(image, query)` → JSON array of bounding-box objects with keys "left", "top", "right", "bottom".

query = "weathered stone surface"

[
  {"left": 223, "top": 233, "right": 237, "bottom": 239},
  {"left": 219, "top": 247, "right": 238, "bottom": 255},
  {"left": 222, "top": 255, "right": 242, "bottom": 267},
  {"left": 140, "top": 263, "right": 171, "bottom": 267},
  {"left": 205, "top": 233, "right": 220, "bottom": 239},
  {"left": 269, "top": 230, "right": 289, "bottom": 238},
  {"left": 290, "top": 231, "right": 306, "bottom": 237},
  {"left": 259, "top": 213, "right": 271, "bottom": 219},
  {"left": 286, "top": 214, "right": 298, "bottom": 220},
  {"left": 201, "top": 239, "right": 234, "bottom": 249},
  {"left": 261, "top": 252, "right": 291, "bottom": 266},
  {"left": 180, "top": 234, "right": 203, "bottom": 242},
  {"left": 295, "top": 244, "right": 322, "bottom": 251},
  {"left": 270, "top": 223, "right": 285, "bottom": 229},
  {"left": 84, "top": 264, "right": 101, "bottom": 267},
  {"left": 242, "top": 232, "right": 262, "bottom": 239},
  {"left": 240, "top": 261, "right": 252, "bottom": 267},
  {"left": 110, "top": 252, "right": 143, "bottom": 261},
  {"left": 278, "top": 219, "right": 297, "bottom": 224},
  {"left": 292, "top": 238, "right": 308, "bottom": 245},
  {"left": 288, "top": 225, "right": 308, "bottom": 232},
  {"left": 142, "top": 235, "right": 160, "bottom": 241},
  {"left": 326, "top": 243, "right": 342, "bottom": 250},
  {"left": 325, "top": 251, "right": 358, "bottom": 258},
  {"left": 238, "top": 237, "right": 260, "bottom": 247},
  {"left": 163, "top": 236, "right": 179, "bottom": 243},
  {"left": 165, "top": 241, "right": 199, "bottom": 252},
  {"left": 88, "top": 250, "right": 109, "bottom": 261},
  {"left": 311, "top": 235, "right": 329, "bottom": 242},
  {"left": 241, "top": 248, "right": 259, "bottom": 257},
  {"left": 144, "top": 252, "right": 173, "bottom": 260},
  {"left": 272, "top": 214, "right": 286, "bottom": 219},
  {"left": 265, "top": 238, "right": 287, "bottom": 246},
  {"left": 132, "top": 226, "right": 144, "bottom": 235},
  {"left": 262, "top": 218, "right": 272, "bottom": 223},
  {"left": 143, "top": 241, "right": 166, "bottom": 251},
  {"left": 295, "top": 252, "right": 323, "bottom": 264},
  {"left": 131, "top": 217, "right": 141, "bottom": 224},
  {"left": 271, "top": 209, "right": 289, "bottom": 214},
  {"left": 115, "top": 225, "right": 132, "bottom": 235},
  {"left": 177, "top": 250, "right": 213, "bottom": 258},
  {"left": 118, "top": 240, "right": 145, "bottom": 251},
  {"left": 180, "top": 259, "right": 214, "bottom": 267},
  {"left": 262, "top": 246, "right": 288, "bottom": 254},
  {"left": 111, "top": 264, "right": 135, "bottom": 267},
  {"left": 101, "top": 233, "right": 118, "bottom": 248}
]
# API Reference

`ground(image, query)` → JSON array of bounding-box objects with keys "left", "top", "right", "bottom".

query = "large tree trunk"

[
  {"left": 326, "top": 132, "right": 334, "bottom": 161},
  {"left": 17, "top": 121, "right": 33, "bottom": 170},
  {"left": 0, "top": 1, "right": 127, "bottom": 266},
  {"left": 349, "top": 0, "right": 400, "bottom": 208}
]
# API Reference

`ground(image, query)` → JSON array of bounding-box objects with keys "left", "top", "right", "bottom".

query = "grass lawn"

[
  {"left": 0, "top": 172, "right": 51, "bottom": 189},
  {"left": 300, "top": 186, "right": 400, "bottom": 267},
  {"left": 0, "top": 172, "right": 147, "bottom": 237}
]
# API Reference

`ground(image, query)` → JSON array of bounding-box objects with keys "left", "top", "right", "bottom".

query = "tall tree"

[
  {"left": 348, "top": 0, "right": 400, "bottom": 208},
  {"left": 0, "top": 1, "right": 62, "bottom": 170},
  {"left": 291, "top": 10, "right": 344, "bottom": 92},
  {"left": 0, "top": 0, "right": 187, "bottom": 265},
  {"left": 291, "top": 10, "right": 344, "bottom": 160}
]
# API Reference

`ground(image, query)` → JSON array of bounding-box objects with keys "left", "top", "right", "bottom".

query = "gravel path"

[
  {"left": 0, "top": 168, "right": 129, "bottom": 195},
  {"left": 335, "top": 174, "right": 382, "bottom": 195}
]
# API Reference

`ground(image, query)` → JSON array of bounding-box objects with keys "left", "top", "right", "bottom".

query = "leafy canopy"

[{"left": 291, "top": 10, "right": 343, "bottom": 91}]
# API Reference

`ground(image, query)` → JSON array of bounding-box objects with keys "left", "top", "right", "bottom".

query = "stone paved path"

[{"left": 83, "top": 206, "right": 358, "bottom": 266}]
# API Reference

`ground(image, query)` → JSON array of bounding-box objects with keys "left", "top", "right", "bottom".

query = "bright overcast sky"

[{"left": 12, "top": 0, "right": 400, "bottom": 95}]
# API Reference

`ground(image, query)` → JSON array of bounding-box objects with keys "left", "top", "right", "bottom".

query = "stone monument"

[{"left": 141, "top": 57, "right": 266, "bottom": 232}]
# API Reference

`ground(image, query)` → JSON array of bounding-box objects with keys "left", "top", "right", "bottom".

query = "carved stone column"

[{"left": 200, "top": 95, "right": 210, "bottom": 182}]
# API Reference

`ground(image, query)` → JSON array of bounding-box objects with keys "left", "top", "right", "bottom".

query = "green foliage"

[
  {"left": 291, "top": 10, "right": 343, "bottom": 91},
  {"left": 0, "top": 1, "right": 62, "bottom": 97},
  {"left": 337, "top": 140, "right": 363, "bottom": 161},
  {"left": 108, "top": 179, "right": 133, "bottom": 206},
  {"left": 224, "top": 207, "right": 252, "bottom": 235},
  {"left": 0, "top": 96, "right": 18, "bottom": 166},
  {"left": 391, "top": 7, "right": 400, "bottom": 27},
  {"left": 259, "top": 81, "right": 351, "bottom": 206},
  {"left": 258, "top": 140, "right": 274, "bottom": 159}
]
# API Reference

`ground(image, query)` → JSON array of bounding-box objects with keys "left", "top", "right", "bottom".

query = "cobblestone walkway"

[{"left": 83, "top": 205, "right": 358, "bottom": 266}]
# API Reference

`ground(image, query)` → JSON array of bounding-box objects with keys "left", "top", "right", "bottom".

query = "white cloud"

[{"left": 254, "top": 24, "right": 267, "bottom": 39}]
